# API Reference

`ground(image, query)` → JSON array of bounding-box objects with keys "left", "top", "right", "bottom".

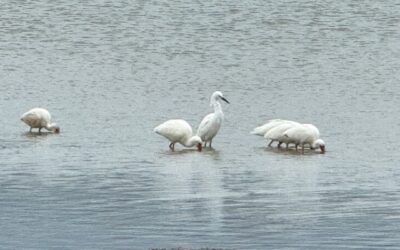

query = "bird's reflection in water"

[
  {"left": 160, "top": 148, "right": 201, "bottom": 156},
  {"left": 263, "top": 146, "right": 323, "bottom": 156},
  {"left": 201, "top": 147, "right": 221, "bottom": 160},
  {"left": 159, "top": 146, "right": 221, "bottom": 160},
  {"left": 22, "top": 131, "right": 57, "bottom": 142},
  {"left": 23, "top": 131, "right": 52, "bottom": 136}
]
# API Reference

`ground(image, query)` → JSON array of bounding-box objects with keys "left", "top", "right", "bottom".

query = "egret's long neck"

[{"left": 211, "top": 101, "right": 224, "bottom": 118}]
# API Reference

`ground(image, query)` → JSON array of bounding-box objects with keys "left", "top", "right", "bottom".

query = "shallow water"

[{"left": 1, "top": 0, "right": 400, "bottom": 249}]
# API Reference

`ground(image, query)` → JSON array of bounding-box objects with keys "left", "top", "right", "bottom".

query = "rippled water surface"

[{"left": 1, "top": 0, "right": 400, "bottom": 249}]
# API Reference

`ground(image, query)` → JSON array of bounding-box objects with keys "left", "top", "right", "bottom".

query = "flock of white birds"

[
  {"left": 20, "top": 91, "right": 325, "bottom": 154},
  {"left": 251, "top": 119, "right": 325, "bottom": 154}
]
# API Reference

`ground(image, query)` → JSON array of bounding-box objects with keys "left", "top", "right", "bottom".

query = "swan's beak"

[
  {"left": 320, "top": 145, "right": 325, "bottom": 154},
  {"left": 197, "top": 143, "right": 202, "bottom": 152},
  {"left": 221, "top": 97, "right": 230, "bottom": 104},
  {"left": 54, "top": 128, "right": 60, "bottom": 134}
]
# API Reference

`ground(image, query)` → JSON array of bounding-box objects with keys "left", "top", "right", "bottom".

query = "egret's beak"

[
  {"left": 320, "top": 145, "right": 325, "bottom": 154},
  {"left": 221, "top": 97, "right": 230, "bottom": 104},
  {"left": 197, "top": 143, "right": 202, "bottom": 152}
]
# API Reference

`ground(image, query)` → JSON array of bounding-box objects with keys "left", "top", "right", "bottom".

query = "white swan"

[
  {"left": 196, "top": 91, "right": 229, "bottom": 147},
  {"left": 251, "top": 119, "right": 290, "bottom": 136},
  {"left": 20, "top": 108, "right": 60, "bottom": 134},
  {"left": 154, "top": 119, "right": 203, "bottom": 151},
  {"left": 303, "top": 123, "right": 320, "bottom": 138},
  {"left": 252, "top": 119, "right": 300, "bottom": 146},
  {"left": 283, "top": 124, "right": 325, "bottom": 153},
  {"left": 264, "top": 122, "right": 300, "bottom": 148}
]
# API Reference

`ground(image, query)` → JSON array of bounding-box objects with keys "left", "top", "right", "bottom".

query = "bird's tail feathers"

[{"left": 250, "top": 126, "right": 265, "bottom": 136}]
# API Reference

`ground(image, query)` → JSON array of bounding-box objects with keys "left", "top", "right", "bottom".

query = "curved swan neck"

[
  {"left": 46, "top": 123, "right": 60, "bottom": 133},
  {"left": 184, "top": 136, "right": 200, "bottom": 147},
  {"left": 45, "top": 123, "right": 55, "bottom": 130}
]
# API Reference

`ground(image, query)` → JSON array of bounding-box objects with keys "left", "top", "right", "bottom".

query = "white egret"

[{"left": 196, "top": 91, "right": 229, "bottom": 148}]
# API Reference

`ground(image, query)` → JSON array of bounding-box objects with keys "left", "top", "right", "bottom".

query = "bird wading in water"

[
  {"left": 197, "top": 91, "right": 229, "bottom": 148},
  {"left": 21, "top": 108, "right": 60, "bottom": 134}
]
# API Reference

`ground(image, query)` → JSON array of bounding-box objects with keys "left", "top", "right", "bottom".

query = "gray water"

[{"left": 1, "top": 0, "right": 400, "bottom": 249}]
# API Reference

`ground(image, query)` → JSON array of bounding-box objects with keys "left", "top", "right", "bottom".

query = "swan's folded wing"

[{"left": 21, "top": 111, "right": 39, "bottom": 122}]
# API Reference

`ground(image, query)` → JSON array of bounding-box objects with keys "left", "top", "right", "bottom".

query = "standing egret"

[
  {"left": 154, "top": 119, "right": 203, "bottom": 151},
  {"left": 196, "top": 91, "right": 229, "bottom": 148},
  {"left": 20, "top": 108, "right": 60, "bottom": 134}
]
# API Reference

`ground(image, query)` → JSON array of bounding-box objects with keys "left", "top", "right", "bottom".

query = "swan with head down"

[
  {"left": 21, "top": 108, "right": 60, "bottom": 134},
  {"left": 154, "top": 119, "right": 203, "bottom": 151}
]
